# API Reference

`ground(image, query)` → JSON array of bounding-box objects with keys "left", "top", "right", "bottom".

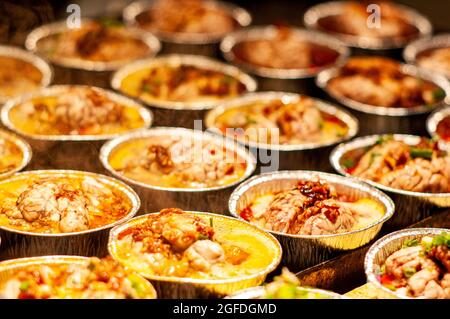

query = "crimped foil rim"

[
  {"left": 111, "top": 54, "right": 257, "bottom": 110},
  {"left": 0, "top": 255, "right": 157, "bottom": 298},
  {"left": 0, "top": 170, "right": 140, "bottom": 237},
  {"left": 0, "top": 84, "right": 153, "bottom": 141},
  {"left": 404, "top": 33, "right": 450, "bottom": 78},
  {"left": 220, "top": 26, "right": 350, "bottom": 79},
  {"left": 364, "top": 227, "right": 449, "bottom": 299},
  {"left": 123, "top": 0, "right": 252, "bottom": 45},
  {"left": 303, "top": 1, "right": 433, "bottom": 50},
  {"left": 316, "top": 63, "right": 450, "bottom": 116},
  {"left": 225, "top": 285, "right": 344, "bottom": 299},
  {"left": 0, "top": 45, "right": 53, "bottom": 104},
  {"left": 108, "top": 211, "right": 282, "bottom": 285},
  {"left": 99, "top": 126, "right": 257, "bottom": 192},
  {"left": 330, "top": 134, "right": 450, "bottom": 198},
  {"left": 205, "top": 91, "right": 359, "bottom": 151},
  {"left": 228, "top": 170, "right": 395, "bottom": 240},
  {"left": 0, "top": 130, "right": 32, "bottom": 179},
  {"left": 25, "top": 19, "right": 161, "bottom": 71}
]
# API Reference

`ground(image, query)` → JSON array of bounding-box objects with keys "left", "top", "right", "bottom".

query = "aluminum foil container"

[
  {"left": 330, "top": 134, "right": 450, "bottom": 228},
  {"left": 0, "top": 170, "right": 140, "bottom": 260},
  {"left": 364, "top": 227, "right": 449, "bottom": 299},
  {"left": 427, "top": 106, "right": 450, "bottom": 149},
  {"left": 100, "top": 127, "right": 256, "bottom": 214},
  {"left": 220, "top": 26, "right": 349, "bottom": 93},
  {"left": 0, "top": 45, "right": 52, "bottom": 105},
  {"left": 220, "top": 26, "right": 350, "bottom": 79},
  {"left": 303, "top": 1, "right": 433, "bottom": 50},
  {"left": 404, "top": 34, "right": 450, "bottom": 79},
  {"left": 0, "top": 130, "right": 32, "bottom": 179},
  {"left": 1, "top": 85, "right": 153, "bottom": 172},
  {"left": 317, "top": 63, "right": 450, "bottom": 135},
  {"left": 111, "top": 54, "right": 257, "bottom": 129},
  {"left": 108, "top": 211, "right": 282, "bottom": 298},
  {"left": 25, "top": 19, "right": 161, "bottom": 72},
  {"left": 226, "top": 286, "right": 343, "bottom": 299},
  {"left": 317, "top": 63, "right": 450, "bottom": 117},
  {"left": 205, "top": 92, "right": 358, "bottom": 172},
  {"left": 25, "top": 19, "right": 160, "bottom": 87},
  {"left": 228, "top": 170, "right": 394, "bottom": 271},
  {"left": 123, "top": 0, "right": 251, "bottom": 56},
  {"left": 0, "top": 255, "right": 157, "bottom": 299}
]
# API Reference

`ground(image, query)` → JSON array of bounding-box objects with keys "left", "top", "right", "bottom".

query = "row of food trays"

[{"left": 0, "top": 0, "right": 449, "bottom": 300}]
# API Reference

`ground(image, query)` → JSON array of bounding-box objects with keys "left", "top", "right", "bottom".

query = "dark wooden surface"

[{"left": 0, "top": 0, "right": 449, "bottom": 295}]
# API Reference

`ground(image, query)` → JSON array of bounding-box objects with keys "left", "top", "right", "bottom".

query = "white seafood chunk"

[{"left": 185, "top": 240, "right": 225, "bottom": 271}]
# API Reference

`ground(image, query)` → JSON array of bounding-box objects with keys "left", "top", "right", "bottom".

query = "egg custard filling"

[{"left": 112, "top": 208, "right": 278, "bottom": 280}]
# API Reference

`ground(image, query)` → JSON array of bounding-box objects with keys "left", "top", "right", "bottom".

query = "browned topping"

[
  {"left": 76, "top": 25, "right": 107, "bottom": 57},
  {"left": 428, "top": 245, "right": 450, "bottom": 273},
  {"left": 296, "top": 180, "right": 332, "bottom": 204},
  {"left": 232, "top": 26, "right": 340, "bottom": 70},
  {"left": 328, "top": 56, "right": 445, "bottom": 108},
  {"left": 149, "top": 145, "right": 174, "bottom": 171},
  {"left": 135, "top": 0, "right": 238, "bottom": 35}
]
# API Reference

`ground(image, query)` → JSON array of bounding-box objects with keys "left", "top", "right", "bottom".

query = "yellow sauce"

[{"left": 108, "top": 137, "right": 248, "bottom": 189}]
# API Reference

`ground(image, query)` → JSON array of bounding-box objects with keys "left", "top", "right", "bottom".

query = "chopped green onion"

[
  {"left": 19, "top": 281, "right": 30, "bottom": 292},
  {"left": 376, "top": 135, "right": 393, "bottom": 145},
  {"left": 246, "top": 116, "right": 257, "bottom": 125},
  {"left": 209, "top": 217, "right": 214, "bottom": 228},
  {"left": 432, "top": 88, "right": 446, "bottom": 102},
  {"left": 98, "top": 17, "right": 123, "bottom": 28},
  {"left": 430, "top": 232, "right": 450, "bottom": 249},
  {"left": 368, "top": 152, "right": 381, "bottom": 166},
  {"left": 342, "top": 158, "right": 356, "bottom": 169},
  {"left": 410, "top": 148, "right": 433, "bottom": 159},
  {"left": 402, "top": 238, "right": 420, "bottom": 248},
  {"left": 403, "top": 267, "right": 417, "bottom": 278}
]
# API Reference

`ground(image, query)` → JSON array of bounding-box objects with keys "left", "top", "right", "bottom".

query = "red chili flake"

[
  {"left": 225, "top": 166, "right": 235, "bottom": 175},
  {"left": 380, "top": 274, "right": 395, "bottom": 286},
  {"left": 240, "top": 206, "right": 253, "bottom": 221}
]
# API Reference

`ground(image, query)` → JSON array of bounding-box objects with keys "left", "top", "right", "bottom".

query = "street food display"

[{"left": 0, "top": 0, "right": 448, "bottom": 301}]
